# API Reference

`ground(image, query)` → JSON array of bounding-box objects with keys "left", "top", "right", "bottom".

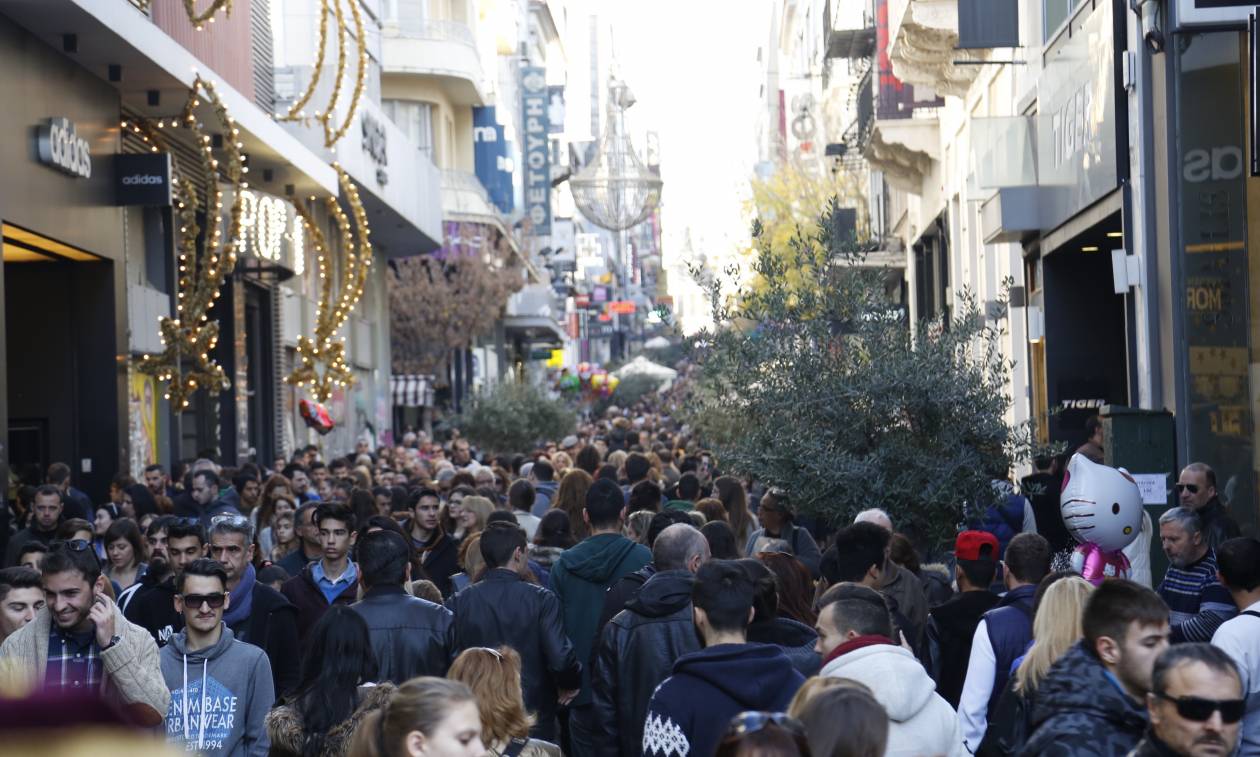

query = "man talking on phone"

[{"left": 0, "top": 540, "right": 169, "bottom": 724}]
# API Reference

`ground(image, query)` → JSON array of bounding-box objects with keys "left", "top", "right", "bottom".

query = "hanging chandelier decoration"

[
  {"left": 275, "top": 0, "right": 370, "bottom": 149},
  {"left": 570, "top": 80, "right": 663, "bottom": 231},
  {"left": 285, "top": 165, "right": 373, "bottom": 403},
  {"left": 132, "top": 76, "right": 246, "bottom": 409}
]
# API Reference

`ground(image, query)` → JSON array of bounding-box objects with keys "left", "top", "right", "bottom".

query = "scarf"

[
  {"left": 223, "top": 563, "right": 256, "bottom": 628},
  {"left": 822, "top": 634, "right": 897, "bottom": 666}
]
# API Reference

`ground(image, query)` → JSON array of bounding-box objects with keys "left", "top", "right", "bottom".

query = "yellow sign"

[
  {"left": 129, "top": 370, "right": 159, "bottom": 474},
  {"left": 546, "top": 349, "right": 564, "bottom": 368}
]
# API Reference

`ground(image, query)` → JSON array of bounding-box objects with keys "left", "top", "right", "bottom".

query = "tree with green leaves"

[
  {"left": 457, "top": 381, "right": 575, "bottom": 456},
  {"left": 682, "top": 201, "right": 1040, "bottom": 544}
]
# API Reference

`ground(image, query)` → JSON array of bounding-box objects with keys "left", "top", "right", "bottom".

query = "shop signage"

[
  {"left": 36, "top": 117, "right": 91, "bottom": 178},
  {"left": 1036, "top": 1, "right": 1118, "bottom": 231},
  {"left": 520, "top": 66, "right": 551, "bottom": 236},
  {"left": 609, "top": 300, "right": 636, "bottom": 315},
  {"left": 115, "top": 153, "right": 172, "bottom": 206},
  {"left": 1177, "top": 0, "right": 1254, "bottom": 27},
  {"left": 473, "top": 106, "right": 514, "bottom": 214}
]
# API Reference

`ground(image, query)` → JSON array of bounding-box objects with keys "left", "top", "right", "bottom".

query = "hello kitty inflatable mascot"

[{"left": 1060, "top": 453, "right": 1144, "bottom": 585}]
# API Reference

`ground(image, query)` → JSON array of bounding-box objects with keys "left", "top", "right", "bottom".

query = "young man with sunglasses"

[
  {"left": 160, "top": 558, "right": 274, "bottom": 755},
  {"left": 0, "top": 541, "right": 169, "bottom": 725},
  {"left": 1176, "top": 463, "right": 1241, "bottom": 552},
  {"left": 1210, "top": 537, "right": 1260, "bottom": 754},
  {"left": 1132, "top": 643, "right": 1243, "bottom": 757},
  {"left": 124, "top": 519, "right": 209, "bottom": 645}
]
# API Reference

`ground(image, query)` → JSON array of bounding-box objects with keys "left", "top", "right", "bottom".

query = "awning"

[{"left": 391, "top": 374, "right": 435, "bottom": 407}]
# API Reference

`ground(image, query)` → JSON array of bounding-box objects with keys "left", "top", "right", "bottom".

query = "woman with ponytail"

[{"left": 348, "top": 678, "right": 484, "bottom": 757}]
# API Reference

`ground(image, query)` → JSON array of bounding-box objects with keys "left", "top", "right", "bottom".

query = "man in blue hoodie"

[
  {"left": 642, "top": 560, "right": 804, "bottom": 757},
  {"left": 160, "top": 558, "right": 274, "bottom": 756},
  {"left": 551, "top": 478, "right": 652, "bottom": 754}
]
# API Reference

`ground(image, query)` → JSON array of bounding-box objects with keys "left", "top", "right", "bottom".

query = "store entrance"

[{"left": 3, "top": 223, "right": 117, "bottom": 501}]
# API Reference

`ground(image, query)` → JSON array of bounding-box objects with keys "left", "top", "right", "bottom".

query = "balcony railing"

[{"left": 392, "top": 18, "right": 476, "bottom": 46}]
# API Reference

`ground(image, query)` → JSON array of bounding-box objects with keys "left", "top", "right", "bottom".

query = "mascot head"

[{"left": 1060, "top": 453, "right": 1143, "bottom": 553}]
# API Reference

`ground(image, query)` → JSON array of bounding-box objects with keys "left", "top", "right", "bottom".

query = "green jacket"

[
  {"left": 664, "top": 499, "right": 695, "bottom": 512},
  {"left": 549, "top": 532, "right": 651, "bottom": 704}
]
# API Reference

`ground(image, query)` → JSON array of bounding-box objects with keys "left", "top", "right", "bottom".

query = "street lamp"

[{"left": 570, "top": 80, "right": 662, "bottom": 231}]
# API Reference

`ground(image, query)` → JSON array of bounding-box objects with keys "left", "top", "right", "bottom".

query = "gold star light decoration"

[
  {"left": 131, "top": 75, "right": 245, "bottom": 409},
  {"left": 286, "top": 165, "right": 372, "bottom": 402},
  {"left": 275, "top": 0, "right": 369, "bottom": 149},
  {"left": 135, "top": 0, "right": 234, "bottom": 30}
]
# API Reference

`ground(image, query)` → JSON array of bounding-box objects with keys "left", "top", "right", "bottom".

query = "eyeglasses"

[
  {"left": 1174, "top": 483, "right": 1201, "bottom": 495},
  {"left": 50, "top": 539, "right": 92, "bottom": 553},
  {"left": 1155, "top": 693, "right": 1246, "bottom": 723},
  {"left": 180, "top": 593, "right": 227, "bottom": 610},
  {"left": 724, "top": 712, "right": 807, "bottom": 739}
]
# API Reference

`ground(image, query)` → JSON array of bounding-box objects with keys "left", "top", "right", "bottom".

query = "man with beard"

[
  {"left": 1157, "top": 508, "right": 1236, "bottom": 643},
  {"left": 123, "top": 519, "right": 208, "bottom": 645}
]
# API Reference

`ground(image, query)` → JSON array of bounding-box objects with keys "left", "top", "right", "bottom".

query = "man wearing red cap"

[{"left": 925, "top": 531, "right": 1000, "bottom": 708}]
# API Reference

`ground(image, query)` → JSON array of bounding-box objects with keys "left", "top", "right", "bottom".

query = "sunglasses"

[
  {"left": 724, "top": 712, "right": 807, "bottom": 739},
  {"left": 210, "top": 513, "right": 250, "bottom": 527},
  {"left": 1156, "top": 693, "right": 1245, "bottom": 723},
  {"left": 180, "top": 593, "right": 227, "bottom": 609},
  {"left": 51, "top": 539, "right": 93, "bottom": 552},
  {"left": 1174, "top": 483, "right": 1201, "bottom": 495}
]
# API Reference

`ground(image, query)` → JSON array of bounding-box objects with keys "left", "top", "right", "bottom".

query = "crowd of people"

[{"left": 0, "top": 407, "right": 1258, "bottom": 757}]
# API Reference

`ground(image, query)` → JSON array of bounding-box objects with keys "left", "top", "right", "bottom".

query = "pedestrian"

[
  {"left": 0, "top": 540, "right": 169, "bottom": 724},
  {"left": 457, "top": 496, "right": 494, "bottom": 544},
  {"left": 208, "top": 514, "right": 300, "bottom": 697},
  {"left": 627, "top": 480, "right": 664, "bottom": 515},
  {"left": 102, "top": 518, "right": 147, "bottom": 590},
  {"left": 714, "top": 475, "right": 754, "bottom": 545},
  {"left": 0, "top": 566, "right": 45, "bottom": 644},
  {"left": 925, "top": 530, "right": 1001, "bottom": 709},
  {"left": 1158, "top": 507, "right": 1237, "bottom": 642},
  {"left": 1175, "top": 463, "right": 1241, "bottom": 551},
  {"left": 530, "top": 510, "right": 574, "bottom": 576},
  {"left": 793, "top": 683, "right": 890, "bottom": 757},
  {"left": 93, "top": 503, "right": 119, "bottom": 560},
  {"left": 977, "top": 574, "right": 1094, "bottom": 756},
  {"left": 45, "top": 462, "right": 92, "bottom": 521},
  {"left": 281, "top": 503, "right": 359, "bottom": 647},
  {"left": 712, "top": 713, "right": 811, "bottom": 757},
  {"left": 739, "top": 558, "right": 820, "bottom": 675},
  {"left": 1077, "top": 415, "right": 1105, "bottom": 464},
  {"left": 819, "top": 522, "right": 922, "bottom": 652},
  {"left": 160, "top": 558, "right": 274, "bottom": 755},
  {"left": 755, "top": 551, "right": 817, "bottom": 627},
  {"left": 975, "top": 473, "right": 1037, "bottom": 560},
  {"left": 529, "top": 460, "right": 560, "bottom": 517},
  {"left": 122, "top": 483, "right": 160, "bottom": 522},
  {"left": 448, "top": 646, "right": 562, "bottom": 757},
  {"left": 4, "top": 485, "right": 62, "bottom": 567},
  {"left": 551, "top": 468, "right": 594, "bottom": 541},
  {"left": 1131, "top": 643, "right": 1244, "bottom": 756},
  {"left": 958, "top": 532, "right": 1052, "bottom": 751},
  {"left": 511, "top": 480, "right": 542, "bottom": 541},
  {"left": 890, "top": 532, "right": 952, "bottom": 608},
  {"left": 702, "top": 520, "right": 741, "bottom": 559},
  {"left": 1210, "top": 536, "right": 1260, "bottom": 754},
  {"left": 346, "top": 677, "right": 485, "bottom": 757},
  {"left": 446, "top": 522, "right": 581, "bottom": 741},
  {"left": 1020, "top": 456, "right": 1074, "bottom": 555},
  {"left": 642, "top": 560, "right": 805, "bottom": 757},
  {"left": 181, "top": 469, "right": 242, "bottom": 529},
  {"left": 350, "top": 529, "right": 454, "bottom": 683},
  {"left": 745, "top": 490, "right": 821, "bottom": 578},
  {"left": 123, "top": 518, "right": 209, "bottom": 645},
  {"left": 854, "top": 510, "right": 929, "bottom": 650},
  {"left": 815, "top": 582, "right": 963, "bottom": 757},
  {"left": 277, "top": 502, "right": 323, "bottom": 578},
  {"left": 266, "top": 605, "right": 393, "bottom": 757},
  {"left": 590, "top": 523, "right": 710, "bottom": 757},
  {"left": 593, "top": 510, "right": 694, "bottom": 639},
  {"left": 665, "top": 472, "right": 701, "bottom": 512},
  {"left": 1020, "top": 579, "right": 1171, "bottom": 756},
  {"left": 407, "top": 488, "right": 459, "bottom": 598}
]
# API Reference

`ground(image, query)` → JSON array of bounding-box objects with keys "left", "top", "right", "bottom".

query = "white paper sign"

[{"left": 1132, "top": 473, "right": 1169, "bottom": 505}]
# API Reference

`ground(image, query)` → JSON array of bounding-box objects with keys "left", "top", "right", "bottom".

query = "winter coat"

[
  {"left": 229, "top": 582, "right": 300, "bottom": 698},
  {"left": 1199, "top": 497, "right": 1242, "bottom": 552},
  {"left": 415, "top": 530, "right": 460, "bottom": 598},
  {"left": 160, "top": 626, "right": 274, "bottom": 756},
  {"left": 549, "top": 532, "right": 651, "bottom": 705},
  {"left": 446, "top": 568, "right": 581, "bottom": 741},
  {"left": 1021, "top": 472, "right": 1074, "bottom": 554},
  {"left": 531, "top": 481, "right": 559, "bottom": 517},
  {"left": 980, "top": 492, "right": 1031, "bottom": 558},
  {"left": 746, "top": 617, "right": 821, "bottom": 676},
  {"left": 1019, "top": 641, "right": 1148, "bottom": 757},
  {"left": 529, "top": 545, "right": 565, "bottom": 573},
  {"left": 919, "top": 563, "right": 955, "bottom": 608},
  {"left": 982, "top": 583, "right": 1037, "bottom": 717},
  {"left": 590, "top": 569, "right": 703, "bottom": 757},
  {"left": 265, "top": 683, "right": 395, "bottom": 757},
  {"left": 4, "top": 524, "right": 57, "bottom": 567},
  {"left": 280, "top": 563, "right": 357, "bottom": 650},
  {"left": 121, "top": 571, "right": 183, "bottom": 646},
  {"left": 0, "top": 604, "right": 171, "bottom": 724},
  {"left": 487, "top": 739, "right": 561, "bottom": 757},
  {"left": 595, "top": 564, "right": 655, "bottom": 641},
  {"left": 882, "top": 563, "right": 929, "bottom": 649},
  {"left": 276, "top": 546, "right": 318, "bottom": 580},
  {"left": 926, "top": 589, "right": 1000, "bottom": 708},
  {"left": 820, "top": 638, "right": 965, "bottom": 757},
  {"left": 745, "top": 524, "right": 822, "bottom": 578},
  {"left": 642, "top": 643, "right": 805, "bottom": 757},
  {"left": 350, "top": 584, "right": 455, "bottom": 683}
]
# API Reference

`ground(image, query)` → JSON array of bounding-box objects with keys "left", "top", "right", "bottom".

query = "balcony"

[
  {"left": 382, "top": 18, "right": 486, "bottom": 106},
  {"left": 887, "top": 0, "right": 986, "bottom": 97},
  {"left": 864, "top": 116, "right": 939, "bottom": 193},
  {"left": 825, "top": 0, "right": 876, "bottom": 60},
  {"left": 504, "top": 283, "right": 567, "bottom": 346}
]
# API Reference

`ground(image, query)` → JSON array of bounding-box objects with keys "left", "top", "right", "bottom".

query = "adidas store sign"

[
  {"left": 36, "top": 117, "right": 92, "bottom": 179},
  {"left": 115, "top": 153, "right": 173, "bottom": 207}
]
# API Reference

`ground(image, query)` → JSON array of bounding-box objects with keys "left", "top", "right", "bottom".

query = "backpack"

[{"left": 976, "top": 675, "right": 1032, "bottom": 757}]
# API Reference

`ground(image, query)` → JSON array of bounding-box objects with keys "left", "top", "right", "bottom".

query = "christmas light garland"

[
  {"left": 135, "top": 0, "right": 233, "bottom": 30},
  {"left": 276, "top": 0, "right": 369, "bottom": 149},
  {"left": 286, "top": 164, "right": 373, "bottom": 402},
  {"left": 132, "top": 75, "right": 246, "bottom": 409}
]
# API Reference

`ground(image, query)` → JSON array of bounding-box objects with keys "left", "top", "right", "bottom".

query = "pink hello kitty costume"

[{"left": 1060, "top": 453, "right": 1143, "bottom": 585}]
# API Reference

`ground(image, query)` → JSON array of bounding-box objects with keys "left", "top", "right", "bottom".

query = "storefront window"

[{"left": 1176, "top": 31, "right": 1256, "bottom": 530}]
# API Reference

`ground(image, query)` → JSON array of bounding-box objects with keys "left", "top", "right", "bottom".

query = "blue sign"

[
  {"left": 473, "top": 106, "right": 514, "bottom": 214},
  {"left": 521, "top": 66, "right": 551, "bottom": 236}
]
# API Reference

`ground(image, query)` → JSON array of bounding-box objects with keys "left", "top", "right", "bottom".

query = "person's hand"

[
  {"left": 558, "top": 689, "right": 580, "bottom": 706},
  {"left": 898, "top": 630, "right": 913, "bottom": 652},
  {"left": 91, "top": 594, "right": 117, "bottom": 650}
]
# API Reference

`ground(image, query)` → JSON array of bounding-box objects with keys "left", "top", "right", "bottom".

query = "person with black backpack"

[{"left": 744, "top": 490, "right": 820, "bottom": 579}]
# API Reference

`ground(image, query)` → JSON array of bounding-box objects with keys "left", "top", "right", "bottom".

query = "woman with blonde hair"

[
  {"left": 447, "top": 646, "right": 560, "bottom": 757},
  {"left": 551, "top": 469, "right": 593, "bottom": 541},
  {"left": 457, "top": 496, "right": 495, "bottom": 541},
  {"left": 347, "top": 677, "right": 483, "bottom": 757},
  {"left": 713, "top": 476, "right": 753, "bottom": 545},
  {"left": 550, "top": 451, "right": 573, "bottom": 477},
  {"left": 976, "top": 573, "right": 1094, "bottom": 756},
  {"left": 450, "top": 533, "right": 485, "bottom": 595}
]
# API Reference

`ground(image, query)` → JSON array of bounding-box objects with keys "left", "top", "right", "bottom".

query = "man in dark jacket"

[
  {"left": 447, "top": 522, "right": 581, "bottom": 741},
  {"left": 1021, "top": 579, "right": 1171, "bottom": 756},
  {"left": 176, "top": 468, "right": 241, "bottom": 528},
  {"left": 5, "top": 486, "right": 62, "bottom": 567},
  {"left": 280, "top": 504, "right": 358, "bottom": 648},
  {"left": 122, "top": 518, "right": 208, "bottom": 645},
  {"left": 351, "top": 529, "right": 454, "bottom": 683},
  {"left": 740, "top": 558, "right": 820, "bottom": 676},
  {"left": 960, "top": 532, "right": 1051, "bottom": 752},
  {"left": 594, "top": 511, "right": 694, "bottom": 638},
  {"left": 276, "top": 502, "right": 322, "bottom": 578},
  {"left": 591, "top": 524, "right": 709, "bottom": 757},
  {"left": 209, "top": 515, "right": 301, "bottom": 697},
  {"left": 408, "top": 488, "right": 459, "bottom": 597},
  {"left": 1130, "top": 644, "right": 1244, "bottom": 757},
  {"left": 1021, "top": 456, "right": 1074, "bottom": 554},
  {"left": 926, "top": 531, "right": 1000, "bottom": 708},
  {"left": 642, "top": 561, "right": 804, "bottom": 757},
  {"left": 1176, "top": 463, "right": 1241, "bottom": 552}
]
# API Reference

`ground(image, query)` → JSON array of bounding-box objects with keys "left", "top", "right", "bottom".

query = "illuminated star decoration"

[
  {"left": 133, "top": 75, "right": 245, "bottom": 409},
  {"left": 275, "top": 0, "right": 369, "bottom": 149},
  {"left": 286, "top": 165, "right": 372, "bottom": 402},
  {"left": 135, "top": 0, "right": 233, "bottom": 30}
]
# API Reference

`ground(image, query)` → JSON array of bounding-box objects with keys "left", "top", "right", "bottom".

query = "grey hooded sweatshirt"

[{"left": 160, "top": 625, "right": 274, "bottom": 756}]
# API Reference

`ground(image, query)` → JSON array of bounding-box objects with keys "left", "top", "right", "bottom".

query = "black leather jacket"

[
  {"left": 352, "top": 584, "right": 456, "bottom": 684},
  {"left": 590, "top": 569, "right": 702, "bottom": 757},
  {"left": 446, "top": 568, "right": 580, "bottom": 739}
]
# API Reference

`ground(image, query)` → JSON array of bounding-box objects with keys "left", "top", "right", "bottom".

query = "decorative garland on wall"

[
  {"left": 131, "top": 75, "right": 246, "bottom": 409},
  {"left": 275, "top": 0, "right": 370, "bottom": 149},
  {"left": 135, "top": 0, "right": 234, "bottom": 31},
  {"left": 285, "top": 164, "right": 372, "bottom": 402}
]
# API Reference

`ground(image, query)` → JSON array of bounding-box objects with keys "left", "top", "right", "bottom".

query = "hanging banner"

[
  {"left": 473, "top": 106, "right": 514, "bottom": 214},
  {"left": 128, "top": 370, "right": 159, "bottom": 476},
  {"left": 521, "top": 66, "right": 551, "bottom": 236}
]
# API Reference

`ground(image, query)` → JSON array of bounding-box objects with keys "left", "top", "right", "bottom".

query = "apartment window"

[
  {"left": 382, "top": 100, "right": 435, "bottom": 160},
  {"left": 389, "top": 0, "right": 426, "bottom": 33},
  {"left": 1044, "top": 0, "right": 1078, "bottom": 42}
]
